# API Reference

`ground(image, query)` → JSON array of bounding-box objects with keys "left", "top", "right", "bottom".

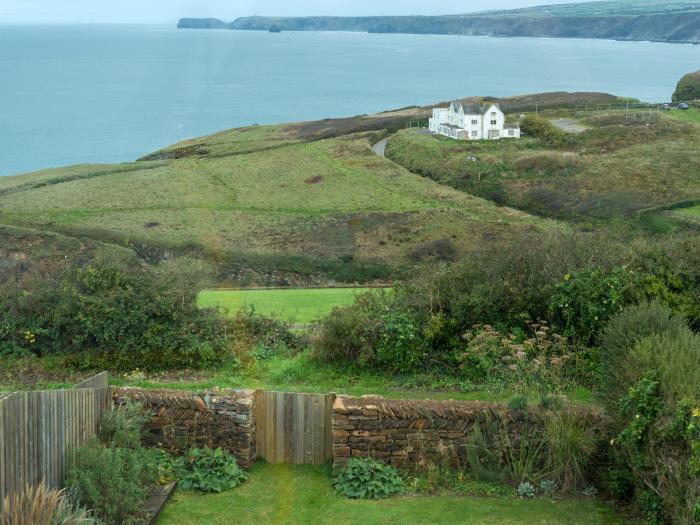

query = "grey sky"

[{"left": 1, "top": 0, "right": 590, "bottom": 24}]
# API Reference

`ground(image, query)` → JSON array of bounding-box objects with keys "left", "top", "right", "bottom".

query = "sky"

[{"left": 1, "top": 0, "right": 591, "bottom": 24}]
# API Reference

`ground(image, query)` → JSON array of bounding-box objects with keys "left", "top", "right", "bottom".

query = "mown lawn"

[
  {"left": 157, "top": 463, "right": 628, "bottom": 525},
  {"left": 198, "top": 287, "right": 377, "bottom": 324}
]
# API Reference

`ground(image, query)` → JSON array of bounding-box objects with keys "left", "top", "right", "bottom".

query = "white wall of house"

[{"left": 428, "top": 102, "right": 520, "bottom": 140}]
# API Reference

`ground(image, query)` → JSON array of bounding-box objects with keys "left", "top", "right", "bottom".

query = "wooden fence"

[
  {"left": 0, "top": 373, "right": 111, "bottom": 511},
  {"left": 255, "top": 391, "right": 334, "bottom": 465}
]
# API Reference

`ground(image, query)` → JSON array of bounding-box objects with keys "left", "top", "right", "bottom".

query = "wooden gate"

[{"left": 255, "top": 391, "right": 334, "bottom": 464}]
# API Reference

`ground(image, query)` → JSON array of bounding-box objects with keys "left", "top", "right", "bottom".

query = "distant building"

[{"left": 429, "top": 101, "right": 520, "bottom": 140}]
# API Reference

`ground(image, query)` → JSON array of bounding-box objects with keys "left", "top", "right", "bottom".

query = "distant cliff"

[
  {"left": 177, "top": 18, "right": 228, "bottom": 29},
  {"left": 177, "top": 0, "right": 700, "bottom": 43}
]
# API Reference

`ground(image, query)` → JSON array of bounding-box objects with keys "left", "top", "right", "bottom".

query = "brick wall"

[{"left": 114, "top": 388, "right": 256, "bottom": 468}]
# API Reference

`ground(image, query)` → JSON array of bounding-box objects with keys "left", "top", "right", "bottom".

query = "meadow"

[
  {"left": 198, "top": 287, "right": 378, "bottom": 324},
  {"left": 0, "top": 118, "right": 554, "bottom": 286}
]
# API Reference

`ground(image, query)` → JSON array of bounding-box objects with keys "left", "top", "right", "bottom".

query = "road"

[{"left": 372, "top": 138, "right": 388, "bottom": 158}]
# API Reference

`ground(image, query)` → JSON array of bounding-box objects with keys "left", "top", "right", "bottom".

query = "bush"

[
  {"left": 333, "top": 458, "right": 406, "bottom": 499},
  {"left": 66, "top": 439, "right": 158, "bottom": 525},
  {"left": 519, "top": 115, "right": 569, "bottom": 146},
  {"left": 176, "top": 447, "right": 247, "bottom": 493},
  {"left": 608, "top": 328, "right": 700, "bottom": 524},
  {"left": 313, "top": 291, "right": 426, "bottom": 373},
  {"left": 599, "top": 301, "right": 689, "bottom": 398},
  {"left": 0, "top": 263, "right": 231, "bottom": 371},
  {"left": 549, "top": 266, "right": 641, "bottom": 344}
]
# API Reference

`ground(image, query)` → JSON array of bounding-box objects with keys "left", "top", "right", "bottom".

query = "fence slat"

[{"left": 0, "top": 373, "right": 111, "bottom": 511}]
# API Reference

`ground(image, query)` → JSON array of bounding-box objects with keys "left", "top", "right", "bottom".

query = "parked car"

[
  {"left": 678, "top": 102, "right": 690, "bottom": 110},
  {"left": 662, "top": 103, "right": 672, "bottom": 111}
]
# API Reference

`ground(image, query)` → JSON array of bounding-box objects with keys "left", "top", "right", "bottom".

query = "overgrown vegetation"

[
  {"left": 66, "top": 404, "right": 159, "bottom": 525},
  {"left": 0, "top": 262, "right": 232, "bottom": 371},
  {"left": 385, "top": 111, "right": 700, "bottom": 222}
]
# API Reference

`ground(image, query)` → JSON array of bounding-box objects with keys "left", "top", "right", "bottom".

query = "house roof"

[{"left": 449, "top": 101, "right": 500, "bottom": 116}]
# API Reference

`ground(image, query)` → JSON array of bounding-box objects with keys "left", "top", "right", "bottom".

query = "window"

[
  {"left": 471, "top": 119, "right": 478, "bottom": 125},
  {"left": 491, "top": 112, "right": 496, "bottom": 116},
  {"left": 508, "top": 129, "right": 515, "bottom": 136},
  {"left": 471, "top": 131, "right": 478, "bottom": 138},
  {"left": 491, "top": 120, "right": 497, "bottom": 125}
]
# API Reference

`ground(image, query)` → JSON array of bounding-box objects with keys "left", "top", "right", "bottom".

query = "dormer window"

[{"left": 491, "top": 112, "right": 496, "bottom": 117}]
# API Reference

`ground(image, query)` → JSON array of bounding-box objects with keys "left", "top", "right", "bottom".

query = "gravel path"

[{"left": 551, "top": 118, "right": 590, "bottom": 134}]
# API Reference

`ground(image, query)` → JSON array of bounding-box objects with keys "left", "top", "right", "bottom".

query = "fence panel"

[
  {"left": 0, "top": 373, "right": 111, "bottom": 511},
  {"left": 255, "top": 390, "right": 334, "bottom": 464}
]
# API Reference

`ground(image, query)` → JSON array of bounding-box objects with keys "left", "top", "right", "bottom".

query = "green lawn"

[
  {"left": 198, "top": 288, "right": 376, "bottom": 324},
  {"left": 157, "top": 463, "right": 627, "bottom": 525}
]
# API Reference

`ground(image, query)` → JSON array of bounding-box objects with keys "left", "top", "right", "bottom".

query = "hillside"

[
  {"left": 0, "top": 113, "right": 557, "bottom": 287},
  {"left": 180, "top": 0, "right": 700, "bottom": 43},
  {"left": 386, "top": 109, "right": 700, "bottom": 225}
]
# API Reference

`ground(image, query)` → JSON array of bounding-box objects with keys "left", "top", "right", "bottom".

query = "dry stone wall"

[
  {"left": 332, "top": 395, "right": 605, "bottom": 468},
  {"left": 114, "top": 387, "right": 256, "bottom": 468}
]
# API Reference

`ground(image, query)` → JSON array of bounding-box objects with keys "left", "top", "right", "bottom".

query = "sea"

[{"left": 1, "top": 24, "right": 699, "bottom": 177}]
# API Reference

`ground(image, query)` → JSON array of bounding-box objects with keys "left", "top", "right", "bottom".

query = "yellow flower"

[
  {"left": 692, "top": 408, "right": 700, "bottom": 418},
  {"left": 564, "top": 274, "right": 572, "bottom": 281}
]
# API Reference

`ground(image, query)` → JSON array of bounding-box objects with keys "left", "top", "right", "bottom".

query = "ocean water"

[{"left": 1, "top": 24, "right": 699, "bottom": 177}]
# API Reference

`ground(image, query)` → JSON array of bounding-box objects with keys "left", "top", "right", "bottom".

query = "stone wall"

[
  {"left": 332, "top": 396, "right": 604, "bottom": 468},
  {"left": 114, "top": 388, "right": 256, "bottom": 468}
]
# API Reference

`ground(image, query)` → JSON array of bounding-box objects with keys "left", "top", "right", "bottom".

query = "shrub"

[
  {"left": 66, "top": 439, "right": 157, "bottom": 525},
  {"left": 599, "top": 301, "right": 688, "bottom": 398},
  {"left": 609, "top": 328, "right": 700, "bottom": 524},
  {"left": 313, "top": 291, "right": 426, "bottom": 373},
  {"left": 544, "top": 410, "right": 596, "bottom": 491},
  {"left": 620, "top": 329, "right": 700, "bottom": 406},
  {"left": 1, "top": 482, "right": 94, "bottom": 525},
  {"left": 333, "top": 458, "right": 405, "bottom": 499},
  {"left": 176, "top": 447, "right": 247, "bottom": 493},
  {"left": 312, "top": 292, "right": 384, "bottom": 368},
  {"left": 549, "top": 266, "right": 640, "bottom": 344},
  {"left": 0, "top": 263, "right": 231, "bottom": 371},
  {"left": 519, "top": 115, "right": 568, "bottom": 146}
]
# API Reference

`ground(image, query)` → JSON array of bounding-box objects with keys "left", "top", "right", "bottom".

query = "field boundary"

[{"left": 0, "top": 373, "right": 111, "bottom": 511}]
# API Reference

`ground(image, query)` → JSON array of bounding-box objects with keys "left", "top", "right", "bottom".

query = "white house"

[{"left": 429, "top": 101, "right": 520, "bottom": 140}]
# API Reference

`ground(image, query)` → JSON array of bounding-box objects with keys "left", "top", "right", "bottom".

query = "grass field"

[
  {"left": 0, "top": 122, "right": 555, "bottom": 285},
  {"left": 157, "top": 463, "right": 628, "bottom": 525},
  {"left": 198, "top": 288, "right": 377, "bottom": 324}
]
